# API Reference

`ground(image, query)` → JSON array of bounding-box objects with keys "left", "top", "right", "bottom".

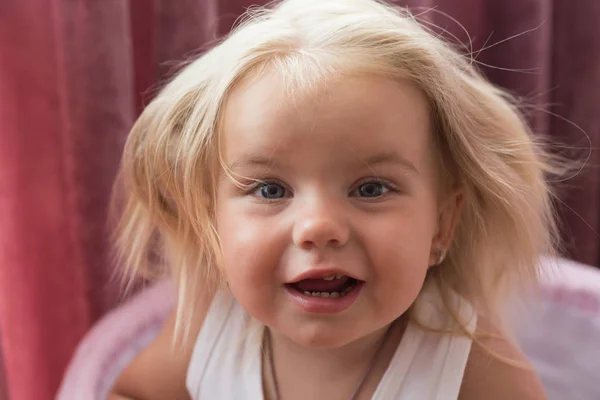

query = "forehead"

[{"left": 220, "top": 70, "right": 434, "bottom": 173}]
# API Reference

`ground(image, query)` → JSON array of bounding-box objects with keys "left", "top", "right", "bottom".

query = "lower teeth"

[{"left": 303, "top": 285, "right": 355, "bottom": 298}]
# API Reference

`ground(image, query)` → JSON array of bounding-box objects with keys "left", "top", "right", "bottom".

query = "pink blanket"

[{"left": 57, "top": 281, "right": 174, "bottom": 399}]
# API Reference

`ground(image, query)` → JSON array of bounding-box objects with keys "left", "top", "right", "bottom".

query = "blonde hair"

[{"left": 111, "top": 0, "right": 564, "bottom": 343}]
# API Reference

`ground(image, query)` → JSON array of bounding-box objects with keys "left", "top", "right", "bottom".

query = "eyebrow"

[
  {"left": 228, "top": 151, "right": 419, "bottom": 175},
  {"left": 228, "top": 155, "right": 276, "bottom": 172},
  {"left": 360, "top": 152, "right": 420, "bottom": 175}
]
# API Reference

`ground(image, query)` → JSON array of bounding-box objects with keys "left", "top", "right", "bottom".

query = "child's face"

[{"left": 215, "top": 71, "right": 461, "bottom": 348}]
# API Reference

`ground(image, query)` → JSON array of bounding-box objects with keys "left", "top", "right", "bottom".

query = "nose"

[{"left": 292, "top": 198, "right": 350, "bottom": 250}]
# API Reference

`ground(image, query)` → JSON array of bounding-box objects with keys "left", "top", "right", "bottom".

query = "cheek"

[
  {"left": 215, "top": 200, "right": 282, "bottom": 292},
  {"left": 363, "top": 205, "right": 436, "bottom": 297},
  {"left": 215, "top": 200, "right": 287, "bottom": 325},
  {"left": 368, "top": 203, "right": 435, "bottom": 256}
]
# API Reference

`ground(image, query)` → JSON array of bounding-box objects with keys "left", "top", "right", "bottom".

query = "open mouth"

[{"left": 285, "top": 274, "right": 361, "bottom": 298}]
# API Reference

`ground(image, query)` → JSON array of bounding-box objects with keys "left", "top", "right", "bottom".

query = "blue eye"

[
  {"left": 255, "top": 182, "right": 287, "bottom": 199},
  {"left": 358, "top": 182, "right": 387, "bottom": 197},
  {"left": 351, "top": 180, "right": 396, "bottom": 198}
]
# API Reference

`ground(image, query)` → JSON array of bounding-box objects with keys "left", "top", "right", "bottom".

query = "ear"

[{"left": 429, "top": 188, "right": 464, "bottom": 267}]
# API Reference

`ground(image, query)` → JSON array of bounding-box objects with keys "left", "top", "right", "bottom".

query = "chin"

[{"left": 281, "top": 321, "right": 365, "bottom": 349}]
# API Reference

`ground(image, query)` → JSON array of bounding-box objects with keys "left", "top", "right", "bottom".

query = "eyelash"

[{"left": 244, "top": 178, "right": 401, "bottom": 201}]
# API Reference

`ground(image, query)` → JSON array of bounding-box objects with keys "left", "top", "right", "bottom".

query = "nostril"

[
  {"left": 301, "top": 237, "right": 341, "bottom": 250},
  {"left": 293, "top": 217, "right": 350, "bottom": 249}
]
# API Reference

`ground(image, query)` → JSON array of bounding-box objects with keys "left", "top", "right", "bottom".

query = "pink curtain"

[{"left": 0, "top": 0, "right": 599, "bottom": 399}]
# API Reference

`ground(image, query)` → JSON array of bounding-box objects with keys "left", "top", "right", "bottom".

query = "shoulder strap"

[
  {"left": 373, "top": 283, "right": 477, "bottom": 399},
  {"left": 185, "top": 291, "right": 264, "bottom": 399},
  {"left": 185, "top": 291, "right": 234, "bottom": 397}
]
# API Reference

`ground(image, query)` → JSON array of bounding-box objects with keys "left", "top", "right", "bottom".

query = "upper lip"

[{"left": 287, "top": 268, "right": 362, "bottom": 284}]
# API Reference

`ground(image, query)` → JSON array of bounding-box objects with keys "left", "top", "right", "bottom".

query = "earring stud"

[{"left": 436, "top": 248, "right": 447, "bottom": 265}]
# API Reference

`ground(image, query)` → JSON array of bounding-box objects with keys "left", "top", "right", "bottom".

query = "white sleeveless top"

[{"left": 186, "top": 283, "right": 477, "bottom": 399}]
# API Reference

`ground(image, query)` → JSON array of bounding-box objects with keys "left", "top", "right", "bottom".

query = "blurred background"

[{"left": 1, "top": 0, "right": 600, "bottom": 399}]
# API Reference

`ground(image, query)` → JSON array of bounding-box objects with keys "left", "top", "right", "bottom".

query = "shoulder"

[
  {"left": 459, "top": 316, "right": 547, "bottom": 400},
  {"left": 110, "top": 293, "right": 212, "bottom": 400}
]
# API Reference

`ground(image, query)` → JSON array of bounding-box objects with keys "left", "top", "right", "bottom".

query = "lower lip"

[{"left": 284, "top": 281, "right": 364, "bottom": 314}]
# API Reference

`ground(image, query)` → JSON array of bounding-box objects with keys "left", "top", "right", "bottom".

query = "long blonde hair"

[{"left": 111, "top": 0, "right": 564, "bottom": 343}]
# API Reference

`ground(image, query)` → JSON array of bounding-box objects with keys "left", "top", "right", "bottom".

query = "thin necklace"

[{"left": 266, "top": 322, "right": 396, "bottom": 400}]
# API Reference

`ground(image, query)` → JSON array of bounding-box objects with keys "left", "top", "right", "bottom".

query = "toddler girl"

[{"left": 110, "top": 0, "right": 559, "bottom": 398}]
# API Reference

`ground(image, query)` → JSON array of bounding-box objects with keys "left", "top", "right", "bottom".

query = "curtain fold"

[
  {"left": 550, "top": 0, "right": 600, "bottom": 263},
  {"left": 0, "top": 1, "right": 598, "bottom": 399},
  {"left": 0, "top": 0, "right": 134, "bottom": 398}
]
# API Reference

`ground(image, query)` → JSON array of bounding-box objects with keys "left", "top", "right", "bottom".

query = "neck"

[{"left": 265, "top": 319, "right": 405, "bottom": 400}]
